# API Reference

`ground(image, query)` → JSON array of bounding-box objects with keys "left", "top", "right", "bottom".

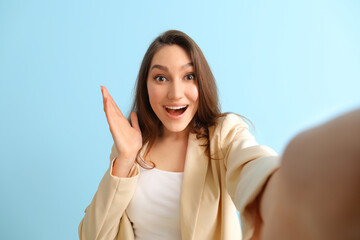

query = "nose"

[{"left": 167, "top": 79, "right": 184, "bottom": 100}]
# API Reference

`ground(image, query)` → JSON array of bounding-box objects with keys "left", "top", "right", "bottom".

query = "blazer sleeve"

[
  {"left": 213, "top": 114, "right": 281, "bottom": 240},
  {"left": 78, "top": 144, "right": 139, "bottom": 240}
]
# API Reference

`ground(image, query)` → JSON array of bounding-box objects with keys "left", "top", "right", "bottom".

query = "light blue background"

[{"left": 1, "top": 0, "right": 359, "bottom": 239}]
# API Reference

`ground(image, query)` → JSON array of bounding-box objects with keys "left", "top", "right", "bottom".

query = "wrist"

[{"left": 111, "top": 157, "right": 136, "bottom": 178}]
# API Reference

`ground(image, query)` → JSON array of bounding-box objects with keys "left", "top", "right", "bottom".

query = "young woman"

[{"left": 79, "top": 30, "right": 360, "bottom": 240}]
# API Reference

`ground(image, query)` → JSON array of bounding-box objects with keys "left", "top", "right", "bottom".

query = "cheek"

[
  {"left": 147, "top": 82, "right": 164, "bottom": 106},
  {"left": 188, "top": 84, "right": 199, "bottom": 103}
]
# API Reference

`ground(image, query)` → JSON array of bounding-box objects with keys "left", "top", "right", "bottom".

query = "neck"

[{"left": 160, "top": 127, "right": 190, "bottom": 142}]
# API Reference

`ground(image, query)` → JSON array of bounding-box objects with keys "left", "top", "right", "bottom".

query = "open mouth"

[{"left": 165, "top": 105, "right": 188, "bottom": 116}]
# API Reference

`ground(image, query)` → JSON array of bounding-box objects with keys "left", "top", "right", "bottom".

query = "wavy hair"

[{"left": 130, "top": 30, "right": 225, "bottom": 165}]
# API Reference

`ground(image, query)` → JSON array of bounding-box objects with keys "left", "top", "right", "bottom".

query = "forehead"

[{"left": 150, "top": 45, "right": 192, "bottom": 67}]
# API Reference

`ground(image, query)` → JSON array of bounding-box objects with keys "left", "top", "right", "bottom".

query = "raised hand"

[{"left": 101, "top": 86, "right": 142, "bottom": 176}]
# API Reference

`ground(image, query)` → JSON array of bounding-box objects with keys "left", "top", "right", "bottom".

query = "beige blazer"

[{"left": 79, "top": 114, "right": 280, "bottom": 240}]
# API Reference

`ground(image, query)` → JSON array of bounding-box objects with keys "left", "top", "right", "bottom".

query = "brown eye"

[
  {"left": 154, "top": 75, "right": 167, "bottom": 82},
  {"left": 185, "top": 74, "right": 195, "bottom": 80}
]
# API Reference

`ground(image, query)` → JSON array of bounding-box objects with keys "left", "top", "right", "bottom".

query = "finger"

[
  {"left": 103, "top": 97, "right": 113, "bottom": 123},
  {"left": 102, "top": 90, "right": 126, "bottom": 127},
  {"left": 107, "top": 91, "right": 125, "bottom": 118},
  {"left": 101, "top": 85, "right": 108, "bottom": 98},
  {"left": 102, "top": 86, "right": 116, "bottom": 105},
  {"left": 101, "top": 86, "right": 108, "bottom": 111},
  {"left": 101, "top": 87, "right": 120, "bottom": 135},
  {"left": 130, "top": 111, "right": 140, "bottom": 131},
  {"left": 101, "top": 85, "right": 108, "bottom": 95},
  {"left": 101, "top": 87, "right": 113, "bottom": 120},
  {"left": 101, "top": 86, "right": 118, "bottom": 113},
  {"left": 102, "top": 86, "right": 114, "bottom": 103}
]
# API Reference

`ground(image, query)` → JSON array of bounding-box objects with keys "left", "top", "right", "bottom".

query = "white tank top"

[{"left": 126, "top": 165, "right": 184, "bottom": 240}]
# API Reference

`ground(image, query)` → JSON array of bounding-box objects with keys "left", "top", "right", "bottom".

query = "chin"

[{"left": 162, "top": 121, "right": 191, "bottom": 133}]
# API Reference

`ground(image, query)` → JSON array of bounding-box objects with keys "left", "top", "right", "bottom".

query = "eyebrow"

[{"left": 150, "top": 62, "right": 193, "bottom": 72}]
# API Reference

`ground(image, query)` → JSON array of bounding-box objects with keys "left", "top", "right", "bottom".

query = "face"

[{"left": 147, "top": 45, "right": 199, "bottom": 135}]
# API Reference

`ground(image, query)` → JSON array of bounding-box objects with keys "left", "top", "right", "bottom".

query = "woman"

[{"left": 79, "top": 30, "right": 360, "bottom": 240}]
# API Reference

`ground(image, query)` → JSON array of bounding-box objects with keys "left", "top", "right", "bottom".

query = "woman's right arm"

[
  {"left": 78, "top": 86, "right": 143, "bottom": 239},
  {"left": 78, "top": 146, "right": 139, "bottom": 239}
]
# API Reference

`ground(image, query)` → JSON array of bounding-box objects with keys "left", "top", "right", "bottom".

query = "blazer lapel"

[{"left": 180, "top": 133, "right": 209, "bottom": 240}]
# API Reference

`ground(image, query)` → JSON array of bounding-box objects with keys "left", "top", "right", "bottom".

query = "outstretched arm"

[
  {"left": 260, "top": 109, "right": 360, "bottom": 240},
  {"left": 79, "top": 86, "right": 142, "bottom": 239}
]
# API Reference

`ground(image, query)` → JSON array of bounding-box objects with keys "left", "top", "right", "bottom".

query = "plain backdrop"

[{"left": 0, "top": 0, "right": 359, "bottom": 239}]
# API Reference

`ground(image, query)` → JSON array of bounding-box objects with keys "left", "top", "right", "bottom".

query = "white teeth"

[{"left": 165, "top": 105, "right": 187, "bottom": 110}]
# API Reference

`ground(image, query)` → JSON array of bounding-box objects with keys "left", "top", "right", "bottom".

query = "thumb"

[{"left": 130, "top": 112, "right": 140, "bottom": 131}]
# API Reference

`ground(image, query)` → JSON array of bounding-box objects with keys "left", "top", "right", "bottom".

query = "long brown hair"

[{"left": 131, "top": 30, "right": 224, "bottom": 164}]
